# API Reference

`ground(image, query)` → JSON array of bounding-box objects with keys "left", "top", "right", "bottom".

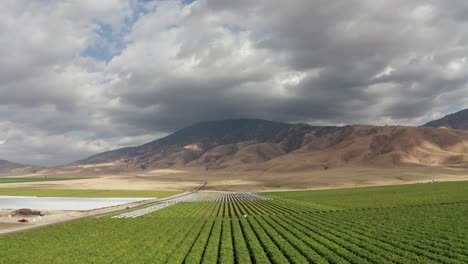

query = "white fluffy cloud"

[{"left": 1, "top": 0, "right": 468, "bottom": 165}]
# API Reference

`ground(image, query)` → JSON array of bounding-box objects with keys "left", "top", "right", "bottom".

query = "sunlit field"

[{"left": 1, "top": 182, "right": 467, "bottom": 263}]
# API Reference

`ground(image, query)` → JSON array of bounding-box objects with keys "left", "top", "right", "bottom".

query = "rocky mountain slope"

[
  {"left": 423, "top": 108, "right": 468, "bottom": 130},
  {"left": 71, "top": 119, "right": 468, "bottom": 172},
  {"left": 74, "top": 119, "right": 333, "bottom": 169}
]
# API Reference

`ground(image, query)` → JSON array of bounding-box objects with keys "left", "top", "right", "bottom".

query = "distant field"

[
  {"left": 0, "top": 177, "right": 84, "bottom": 184},
  {"left": 0, "top": 188, "right": 180, "bottom": 198},
  {"left": 265, "top": 181, "right": 468, "bottom": 210},
  {"left": 0, "top": 181, "right": 467, "bottom": 263}
]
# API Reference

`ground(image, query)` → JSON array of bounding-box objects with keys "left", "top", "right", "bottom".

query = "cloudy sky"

[{"left": 1, "top": 0, "right": 468, "bottom": 166}]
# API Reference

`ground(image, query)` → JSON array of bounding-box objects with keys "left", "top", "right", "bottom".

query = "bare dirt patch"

[
  {"left": 139, "top": 166, "right": 468, "bottom": 192},
  {"left": 0, "top": 173, "right": 200, "bottom": 191},
  {"left": 0, "top": 223, "right": 23, "bottom": 230},
  {"left": 3, "top": 166, "right": 468, "bottom": 193},
  {"left": 13, "top": 209, "right": 42, "bottom": 216}
]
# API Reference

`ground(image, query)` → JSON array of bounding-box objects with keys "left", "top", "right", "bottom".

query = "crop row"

[
  {"left": 169, "top": 192, "right": 273, "bottom": 203},
  {"left": 113, "top": 192, "right": 274, "bottom": 218},
  {"left": 1, "top": 189, "right": 467, "bottom": 263},
  {"left": 155, "top": 199, "right": 468, "bottom": 263}
]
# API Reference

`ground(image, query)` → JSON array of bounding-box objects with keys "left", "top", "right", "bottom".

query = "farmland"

[
  {"left": 0, "top": 177, "right": 84, "bottom": 184},
  {"left": 0, "top": 181, "right": 467, "bottom": 263},
  {"left": 0, "top": 188, "right": 180, "bottom": 198}
]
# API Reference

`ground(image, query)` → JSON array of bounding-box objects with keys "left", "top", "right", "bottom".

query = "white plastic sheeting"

[
  {"left": 0, "top": 196, "right": 153, "bottom": 211},
  {"left": 112, "top": 192, "right": 272, "bottom": 219}
]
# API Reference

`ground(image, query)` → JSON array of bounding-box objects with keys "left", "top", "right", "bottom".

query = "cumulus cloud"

[{"left": 1, "top": 0, "right": 468, "bottom": 165}]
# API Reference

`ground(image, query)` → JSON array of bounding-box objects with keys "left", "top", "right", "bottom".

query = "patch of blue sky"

[
  {"left": 181, "top": 0, "right": 197, "bottom": 5},
  {"left": 65, "top": 131, "right": 96, "bottom": 139},
  {"left": 223, "top": 23, "right": 245, "bottom": 33},
  {"left": 82, "top": 22, "right": 127, "bottom": 62},
  {"left": 441, "top": 103, "right": 463, "bottom": 115},
  {"left": 82, "top": 0, "right": 196, "bottom": 62},
  {"left": 82, "top": 0, "right": 153, "bottom": 62},
  {"left": 165, "top": 23, "right": 178, "bottom": 30}
]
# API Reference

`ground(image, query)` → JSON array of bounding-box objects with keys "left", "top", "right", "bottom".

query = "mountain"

[
  {"left": 72, "top": 119, "right": 468, "bottom": 171},
  {"left": 74, "top": 119, "right": 334, "bottom": 169},
  {"left": 0, "top": 160, "right": 43, "bottom": 175},
  {"left": 423, "top": 108, "right": 468, "bottom": 130},
  {"left": 253, "top": 125, "right": 468, "bottom": 171}
]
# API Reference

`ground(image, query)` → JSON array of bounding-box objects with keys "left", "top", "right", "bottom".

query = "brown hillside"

[
  {"left": 252, "top": 125, "right": 468, "bottom": 172},
  {"left": 0, "top": 160, "right": 43, "bottom": 175},
  {"left": 60, "top": 120, "right": 468, "bottom": 174}
]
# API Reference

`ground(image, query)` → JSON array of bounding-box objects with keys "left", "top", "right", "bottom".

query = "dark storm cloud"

[
  {"left": 1, "top": 0, "right": 468, "bottom": 165},
  {"left": 106, "top": 0, "right": 468, "bottom": 130}
]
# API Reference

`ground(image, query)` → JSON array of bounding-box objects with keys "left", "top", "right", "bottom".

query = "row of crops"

[
  {"left": 117, "top": 199, "right": 468, "bottom": 263},
  {"left": 113, "top": 192, "right": 272, "bottom": 218},
  {"left": 1, "top": 181, "right": 467, "bottom": 263},
  {"left": 169, "top": 192, "right": 273, "bottom": 203}
]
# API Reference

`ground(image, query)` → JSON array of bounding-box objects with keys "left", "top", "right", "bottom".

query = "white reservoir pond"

[{"left": 0, "top": 196, "right": 153, "bottom": 210}]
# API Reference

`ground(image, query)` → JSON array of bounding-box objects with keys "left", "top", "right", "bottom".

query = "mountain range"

[
  {"left": 71, "top": 114, "right": 468, "bottom": 172},
  {"left": 3, "top": 108, "right": 468, "bottom": 175}
]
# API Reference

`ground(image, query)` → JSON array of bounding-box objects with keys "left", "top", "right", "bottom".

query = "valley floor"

[
  {"left": 2, "top": 166, "right": 468, "bottom": 192},
  {"left": 0, "top": 181, "right": 467, "bottom": 263},
  {"left": 0, "top": 166, "right": 467, "bottom": 241}
]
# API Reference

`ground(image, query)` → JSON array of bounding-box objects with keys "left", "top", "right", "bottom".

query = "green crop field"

[
  {"left": 1, "top": 181, "right": 467, "bottom": 263},
  {"left": 0, "top": 188, "right": 180, "bottom": 198},
  {"left": 0, "top": 177, "right": 84, "bottom": 184}
]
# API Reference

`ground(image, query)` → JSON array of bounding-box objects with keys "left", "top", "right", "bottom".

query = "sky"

[{"left": 1, "top": 0, "right": 468, "bottom": 166}]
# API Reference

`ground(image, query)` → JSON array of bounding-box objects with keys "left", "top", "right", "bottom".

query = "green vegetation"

[
  {"left": 1, "top": 181, "right": 468, "bottom": 263},
  {"left": 265, "top": 181, "right": 468, "bottom": 209},
  {"left": 0, "top": 188, "right": 180, "bottom": 198},
  {"left": 0, "top": 177, "right": 84, "bottom": 184}
]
